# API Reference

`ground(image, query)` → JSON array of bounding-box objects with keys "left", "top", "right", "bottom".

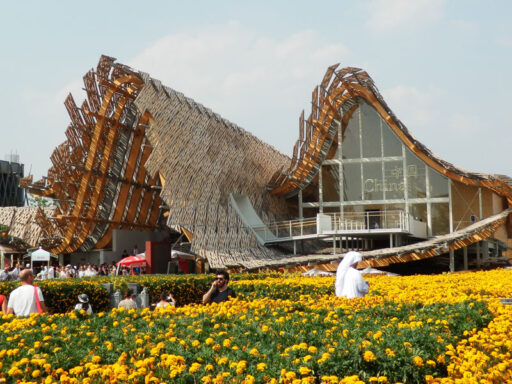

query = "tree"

[{"left": 27, "top": 194, "right": 53, "bottom": 208}]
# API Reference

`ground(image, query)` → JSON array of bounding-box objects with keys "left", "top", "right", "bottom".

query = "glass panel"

[
  {"left": 322, "top": 165, "right": 340, "bottom": 202},
  {"left": 363, "top": 162, "right": 383, "bottom": 200},
  {"left": 342, "top": 108, "right": 360, "bottom": 159},
  {"left": 382, "top": 117, "right": 402, "bottom": 156},
  {"left": 383, "top": 161, "right": 405, "bottom": 199},
  {"left": 342, "top": 163, "right": 362, "bottom": 201},
  {"left": 303, "top": 208, "right": 318, "bottom": 219},
  {"left": 405, "top": 149, "right": 427, "bottom": 198},
  {"left": 361, "top": 103, "right": 382, "bottom": 158},
  {"left": 343, "top": 205, "right": 364, "bottom": 214},
  {"left": 323, "top": 206, "right": 340, "bottom": 214},
  {"left": 429, "top": 168, "right": 448, "bottom": 198},
  {"left": 431, "top": 203, "right": 449, "bottom": 235},
  {"left": 410, "top": 203, "right": 427, "bottom": 222}
]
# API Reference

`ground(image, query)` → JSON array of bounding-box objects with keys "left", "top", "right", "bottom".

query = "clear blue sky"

[{"left": 1, "top": 0, "right": 511, "bottom": 180}]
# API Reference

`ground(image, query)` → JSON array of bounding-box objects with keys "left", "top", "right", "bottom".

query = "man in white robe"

[{"left": 335, "top": 251, "right": 369, "bottom": 298}]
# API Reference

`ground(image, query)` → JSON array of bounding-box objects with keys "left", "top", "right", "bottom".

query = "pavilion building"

[{"left": 1, "top": 57, "right": 510, "bottom": 272}]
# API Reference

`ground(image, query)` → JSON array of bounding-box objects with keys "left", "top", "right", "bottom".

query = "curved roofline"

[{"left": 269, "top": 65, "right": 512, "bottom": 207}]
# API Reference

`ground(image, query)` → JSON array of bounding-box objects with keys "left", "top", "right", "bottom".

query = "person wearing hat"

[{"left": 74, "top": 294, "right": 93, "bottom": 314}]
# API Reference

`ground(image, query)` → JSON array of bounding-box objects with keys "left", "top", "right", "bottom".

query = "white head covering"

[{"left": 335, "top": 251, "right": 362, "bottom": 297}]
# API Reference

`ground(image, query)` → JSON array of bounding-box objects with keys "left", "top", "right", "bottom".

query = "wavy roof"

[{"left": 269, "top": 65, "right": 512, "bottom": 207}]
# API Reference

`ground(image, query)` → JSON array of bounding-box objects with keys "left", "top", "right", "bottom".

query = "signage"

[{"left": 31, "top": 253, "right": 50, "bottom": 262}]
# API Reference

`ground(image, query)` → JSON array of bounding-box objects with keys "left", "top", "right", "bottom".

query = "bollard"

[
  {"left": 113, "top": 289, "right": 122, "bottom": 308},
  {"left": 139, "top": 287, "right": 149, "bottom": 309}
]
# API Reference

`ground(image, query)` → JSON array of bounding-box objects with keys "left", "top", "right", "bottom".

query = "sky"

[{"left": 0, "top": 0, "right": 511, "bottom": 181}]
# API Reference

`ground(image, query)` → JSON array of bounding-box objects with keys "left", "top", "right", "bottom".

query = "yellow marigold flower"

[
  {"left": 249, "top": 348, "right": 259, "bottom": 356},
  {"left": 363, "top": 350, "right": 377, "bottom": 362},
  {"left": 32, "top": 369, "right": 41, "bottom": 378},
  {"left": 308, "top": 346, "right": 318, "bottom": 354},
  {"left": 205, "top": 337, "right": 214, "bottom": 345},
  {"left": 91, "top": 355, "right": 101, "bottom": 363},
  {"left": 413, "top": 355, "right": 424, "bottom": 367},
  {"left": 189, "top": 362, "right": 201, "bottom": 373},
  {"left": 385, "top": 348, "right": 395, "bottom": 357},
  {"left": 285, "top": 371, "right": 296, "bottom": 380},
  {"left": 257, "top": 363, "right": 267, "bottom": 371},
  {"left": 299, "top": 366, "right": 311, "bottom": 375},
  {"left": 192, "top": 340, "right": 201, "bottom": 347},
  {"left": 222, "top": 339, "right": 231, "bottom": 348}
]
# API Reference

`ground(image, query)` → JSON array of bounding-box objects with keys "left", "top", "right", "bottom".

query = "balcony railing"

[{"left": 252, "top": 210, "right": 425, "bottom": 244}]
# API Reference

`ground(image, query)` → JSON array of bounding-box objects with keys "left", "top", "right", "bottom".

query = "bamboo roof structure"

[
  {"left": 19, "top": 56, "right": 163, "bottom": 254},
  {"left": 133, "top": 70, "right": 293, "bottom": 269},
  {"left": 268, "top": 65, "right": 512, "bottom": 208},
  {"left": 5, "top": 57, "right": 510, "bottom": 270},
  {"left": 0, "top": 206, "right": 58, "bottom": 249}
]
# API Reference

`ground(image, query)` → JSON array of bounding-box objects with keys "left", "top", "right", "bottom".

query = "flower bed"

[{"left": 0, "top": 269, "right": 511, "bottom": 383}]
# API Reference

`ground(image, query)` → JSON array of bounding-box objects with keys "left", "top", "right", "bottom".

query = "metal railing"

[
  {"left": 329, "top": 210, "right": 408, "bottom": 232},
  {"left": 253, "top": 210, "right": 410, "bottom": 244}
]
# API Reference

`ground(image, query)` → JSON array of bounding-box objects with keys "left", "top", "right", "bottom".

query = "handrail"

[{"left": 255, "top": 210, "right": 412, "bottom": 243}]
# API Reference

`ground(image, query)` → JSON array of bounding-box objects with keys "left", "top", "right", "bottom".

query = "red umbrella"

[{"left": 116, "top": 255, "right": 147, "bottom": 267}]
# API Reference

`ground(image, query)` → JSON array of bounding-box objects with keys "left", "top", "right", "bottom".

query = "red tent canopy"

[{"left": 116, "top": 255, "right": 146, "bottom": 267}]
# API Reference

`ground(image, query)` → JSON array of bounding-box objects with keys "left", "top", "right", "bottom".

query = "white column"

[
  {"left": 298, "top": 189, "right": 303, "bottom": 219},
  {"left": 318, "top": 167, "right": 323, "bottom": 213},
  {"left": 448, "top": 179, "right": 453, "bottom": 233},
  {"left": 478, "top": 187, "right": 482, "bottom": 219}
]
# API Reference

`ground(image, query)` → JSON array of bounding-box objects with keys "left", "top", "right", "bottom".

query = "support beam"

[
  {"left": 449, "top": 249, "right": 455, "bottom": 272},
  {"left": 463, "top": 247, "right": 468, "bottom": 270},
  {"left": 476, "top": 242, "right": 481, "bottom": 268}
]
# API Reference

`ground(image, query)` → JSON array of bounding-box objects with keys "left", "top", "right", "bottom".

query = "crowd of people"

[
  {"left": 0, "top": 262, "right": 147, "bottom": 282},
  {"left": 0, "top": 251, "right": 369, "bottom": 317}
]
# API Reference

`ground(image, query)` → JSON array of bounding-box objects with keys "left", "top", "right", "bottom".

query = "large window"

[
  {"left": 309, "top": 100, "right": 451, "bottom": 237},
  {"left": 342, "top": 110, "right": 361, "bottom": 159}
]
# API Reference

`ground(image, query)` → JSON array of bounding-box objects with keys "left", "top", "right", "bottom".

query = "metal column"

[{"left": 449, "top": 249, "right": 455, "bottom": 272}]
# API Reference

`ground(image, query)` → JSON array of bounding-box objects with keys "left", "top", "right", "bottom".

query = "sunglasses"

[{"left": 215, "top": 277, "right": 226, "bottom": 281}]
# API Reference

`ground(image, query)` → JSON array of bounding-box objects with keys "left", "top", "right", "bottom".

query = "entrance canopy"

[{"left": 31, "top": 248, "right": 51, "bottom": 262}]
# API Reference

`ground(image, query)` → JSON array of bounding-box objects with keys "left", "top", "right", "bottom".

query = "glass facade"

[{"left": 302, "top": 101, "right": 450, "bottom": 237}]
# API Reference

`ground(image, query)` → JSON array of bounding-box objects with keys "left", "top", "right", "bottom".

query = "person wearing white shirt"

[
  {"left": 7, "top": 269, "right": 48, "bottom": 316},
  {"left": 11, "top": 264, "right": 20, "bottom": 280},
  {"left": 84, "top": 265, "right": 97, "bottom": 277}
]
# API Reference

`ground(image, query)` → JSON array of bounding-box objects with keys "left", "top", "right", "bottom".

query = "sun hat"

[{"left": 78, "top": 294, "right": 89, "bottom": 303}]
